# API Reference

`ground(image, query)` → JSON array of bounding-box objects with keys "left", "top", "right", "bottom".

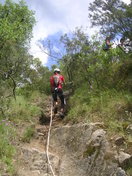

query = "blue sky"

[
  {"left": 40, "top": 31, "right": 66, "bottom": 68},
  {"left": 26, "top": 0, "right": 95, "bottom": 67},
  {"left": 1, "top": 0, "right": 130, "bottom": 67},
  {"left": 2, "top": 0, "right": 95, "bottom": 66}
]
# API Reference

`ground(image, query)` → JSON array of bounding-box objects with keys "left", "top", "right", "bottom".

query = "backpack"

[{"left": 53, "top": 74, "right": 60, "bottom": 87}]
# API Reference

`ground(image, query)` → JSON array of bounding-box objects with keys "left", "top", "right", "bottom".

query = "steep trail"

[
  {"left": 15, "top": 91, "right": 130, "bottom": 176},
  {"left": 15, "top": 92, "right": 70, "bottom": 176}
]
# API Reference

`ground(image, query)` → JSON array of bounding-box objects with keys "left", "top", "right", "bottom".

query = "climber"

[
  {"left": 51, "top": 68, "right": 65, "bottom": 118},
  {"left": 103, "top": 36, "right": 112, "bottom": 51}
]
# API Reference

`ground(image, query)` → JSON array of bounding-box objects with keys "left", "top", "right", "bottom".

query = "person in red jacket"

[
  {"left": 104, "top": 36, "right": 112, "bottom": 50},
  {"left": 51, "top": 68, "right": 65, "bottom": 118}
]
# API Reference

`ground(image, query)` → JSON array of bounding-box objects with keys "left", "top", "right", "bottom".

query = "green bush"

[
  {"left": 7, "top": 92, "right": 46, "bottom": 123},
  {"left": 66, "top": 85, "right": 132, "bottom": 134},
  {"left": 0, "top": 91, "right": 46, "bottom": 175},
  {"left": 22, "top": 126, "right": 35, "bottom": 143},
  {"left": 0, "top": 118, "right": 16, "bottom": 175}
]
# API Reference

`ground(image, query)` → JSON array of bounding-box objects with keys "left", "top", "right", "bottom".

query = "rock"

[
  {"left": 115, "top": 167, "right": 126, "bottom": 176},
  {"left": 127, "top": 141, "right": 132, "bottom": 153},
  {"left": 36, "top": 126, "right": 47, "bottom": 134},
  {"left": 90, "top": 129, "right": 106, "bottom": 147},
  {"left": 18, "top": 123, "right": 128, "bottom": 176},
  {"left": 118, "top": 151, "right": 132, "bottom": 169},
  {"left": 20, "top": 147, "right": 59, "bottom": 175},
  {"left": 90, "top": 122, "right": 104, "bottom": 128},
  {"left": 115, "top": 137, "right": 125, "bottom": 146},
  {"left": 49, "top": 124, "right": 124, "bottom": 176},
  {"left": 31, "top": 170, "right": 41, "bottom": 176},
  {"left": 126, "top": 124, "right": 132, "bottom": 134},
  {"left": 38, "top": 132, "right": 44, "bottom": 136}
]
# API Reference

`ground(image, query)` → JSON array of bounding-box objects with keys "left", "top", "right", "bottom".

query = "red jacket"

[{"left": 51, "top": 73, "right": 65, "bottom": 89}]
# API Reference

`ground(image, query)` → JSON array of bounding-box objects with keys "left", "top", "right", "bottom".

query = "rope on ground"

[{"left": 46, "top": 101, "right": 56, "bottom": 176}]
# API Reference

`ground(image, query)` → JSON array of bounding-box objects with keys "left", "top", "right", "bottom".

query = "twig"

[{"left": 46, "top": 102, "right": 56, "bottom": 176}]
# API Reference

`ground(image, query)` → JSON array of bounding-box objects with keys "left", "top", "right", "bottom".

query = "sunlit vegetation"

[{"left": 0, "top": 0, "right": 132, "bottom": 175}]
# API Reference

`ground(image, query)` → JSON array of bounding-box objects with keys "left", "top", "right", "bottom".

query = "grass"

[
  {"left": 66, "top": 85, "right": 132, "bottom": 136},
  {"left": 126, "top": 167, "right": 132, "bottom": 176},
  {"left": 0, "top": 118, "right": 16, "bottom": 175},
  {"left": 0, "top": 91, "right": 46, "bottom": 175},
  {"left": 22, "top": 126, "right": 35, "bottom": 143},
  {"left": 7, "top": 91, "right": 46, "bottom": 123},
  {"left": 8, "top": 96, "right": 39, "bottom": 122},
  {"left": 65, "top": 86, "right": 132, "bottom": 175},
  {"left": 0, "top": 86, "right": 131, "bottom": 175}
]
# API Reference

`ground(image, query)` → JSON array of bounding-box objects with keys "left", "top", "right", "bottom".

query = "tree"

[
  {"left": 0, "top": 0, "right": 35, "bottom": 100},
  {"left": 60, "top": 27, "right": 93, "bottom": 84},
  {"left": 0, "top": 0, "right": 36, "bottom": 115},
  {"left": 89, "top": 0, "right": 132, "bottom": 42}
]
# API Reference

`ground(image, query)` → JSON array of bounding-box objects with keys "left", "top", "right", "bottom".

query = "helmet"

[
  {"left": 106, "top": 36, "right": 110, "bottom": 39},
  {"left": 54, "top": 68, "right": 60, "bottom": 73}
]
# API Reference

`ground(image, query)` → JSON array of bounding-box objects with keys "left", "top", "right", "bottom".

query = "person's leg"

[
  {"left": 58, "top": 89, "right": 65, "bottom": 117},
  {"left": 52, "top": 90, "right": 58, "bottom": 114}
]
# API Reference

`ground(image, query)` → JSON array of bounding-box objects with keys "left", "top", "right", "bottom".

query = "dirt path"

[{"left": 15, "top": 94, "right": 69, "bottom": 176}]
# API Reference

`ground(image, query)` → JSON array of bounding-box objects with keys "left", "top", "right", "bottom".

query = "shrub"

[
  {"left": 0, "top": 118, "right": 16, "bottom": 175},
  {"left": 22, "top": 126, "right": 35, "bottom": 143}
]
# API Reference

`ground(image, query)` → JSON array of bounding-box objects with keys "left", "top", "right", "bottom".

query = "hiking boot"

[
  {"left": 60, "top": 112, "right": 64, "bottom": 119},
  {"left": 54, "top": 107, "right": 58, "bottom": 114}
]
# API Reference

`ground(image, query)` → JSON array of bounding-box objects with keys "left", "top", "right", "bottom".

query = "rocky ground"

[{"left": 13, "top": 96, "right": 132, "bottom": 176}]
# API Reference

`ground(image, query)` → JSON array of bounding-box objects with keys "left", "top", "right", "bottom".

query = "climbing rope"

[{"left": 46, "top": 101, "right": 56, "bottom": 176}]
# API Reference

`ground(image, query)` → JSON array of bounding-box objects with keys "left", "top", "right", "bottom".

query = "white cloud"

[
  {"left": 29, "top": 39, "right": 48, "bottom": 65},
  {"left": 26, "top": 0, "right": 130, "bottom": 65},
  {"left": 1, "top": 0, "right": 96, "bottom": 65},
  {"left": 3, "top": 0, "right": 130, "bottom": 66},
  {"left": 25, "top": 0, "right": 95, "bottom": 65},
  {"left": 122, "top": 0, "right": 131, "bottom": 4}
]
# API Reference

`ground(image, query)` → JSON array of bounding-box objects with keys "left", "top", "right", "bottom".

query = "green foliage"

[
  {"left": 66, "top": 85, "right": 132, "bottom": 132},
  {"left": 0, "top": 0, "right": 35, "bottom": 45},
  {"left": 0, "top": 0, "right": 51, "bottom": 106},
  {"left": 0, "top": 0, "right": 36, "bottom": 105},
  {"left": 83, "top": 145, "right": 96, "bottom": 157},
  {"left": 46, "top": 23, "right": 132, "bottom": 159},
  {"left": 7, "top": 96, "right": 39, "bottom": 122},
  {"left": 59, "top": 29, "right": 131, "bottom": 92},
  {"left": 89, "top": 0, "right": 132, "bottom": 41},
  {"left": 113, "top": 57, "right": 132, "bottom": 91},
  {"left": 127, "top": 167, "right": 132, "bottom": 176},
  {"left": 17, "top": 58, "right": 51, "bottom": 96},
  {"left": 0, "top": 118, "right": 16, "bottom": 175},
  {"left": 0, "top": 0, "right": 131, "bottom": 174},
  {"left": 0, "top": 91, "right": 46, "bottom": 175},
  {"left": 7, "top": 91, "right": 46, "bottom": 123},
  {"left": 22, "top": 126, "right": 35, "bottom": 143}
]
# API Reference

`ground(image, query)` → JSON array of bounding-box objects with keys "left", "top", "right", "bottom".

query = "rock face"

[
  {"left": 18, "top": 123, "right": 127, "bottom": 176},
  {"left": 17, "top": 147, "right": 60, "bottom": 176},
  {"left": 49, "top": 123, "right": 126, "bottom": 176},
  {"left": 118, "top": 151, "right": 132, "bottom": 169}
]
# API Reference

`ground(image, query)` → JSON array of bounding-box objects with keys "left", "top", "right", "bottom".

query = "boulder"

[
  {"left": 49, "top": 124, "right": 126, "bottom": 176},
  {"left": 115, "top": 167, "right": 126, "bottom": 176},
  {"left": 118, "top": 151, "right": 132, "bottom": 169},
  {"left": 17, "top": 123, "right": 128, "bottom": 176},
  {"left": 115, "top": 136, "right": 125, "bottom": 146},
  {"left": 18, "top": 147, "right": 59, "bottom": 176}
]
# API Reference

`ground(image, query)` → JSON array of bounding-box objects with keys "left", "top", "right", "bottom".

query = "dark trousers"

[{"left": 52, "top": 88, "right": 64, "bottom": 109}]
